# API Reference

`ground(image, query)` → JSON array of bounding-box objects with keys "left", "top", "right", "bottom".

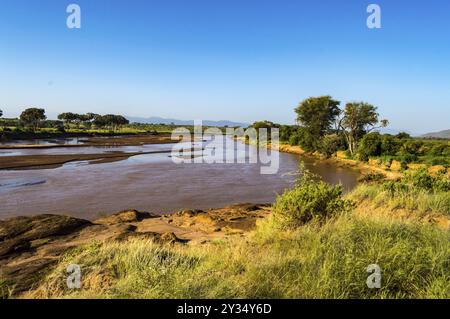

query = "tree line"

[
  {"left": 253, "top": 96, "right": 390, "bottom": 158},
  {"left": 0, "top": 107, "right": 129, "bottom": 132},
  {"left": 57, "top": 112, "right": 129, "bottom": 128},
  {"left": 252, "top": 96, "right": 449, "bottom": 167}
]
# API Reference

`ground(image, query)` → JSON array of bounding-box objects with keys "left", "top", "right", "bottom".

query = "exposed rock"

[
  {"left": 176, "top": 209, "right": 206, "bottom": 217},
  {"left": 0, "top": 215, "right": 90, "bottom": 242},
  {"left": 428, "top": 165, "right": 447, "bottom": 176},
  {"left": 160, "top": 232, "right": 190, "bottom": 244},
  {"left": 390, "top": 160, "right": 403, "bottom": 171},
  {"left": 0, "top": 215, "right": 91, "bottom": 259},
  {"left": 94, "top": 210, "right": 158, "bottom": 225},
  {"left": 336, "top": 151, "right": 347, "bottom": 159},
  {"left": 0, "top": 204, "right": 270, "bottom": 297}
]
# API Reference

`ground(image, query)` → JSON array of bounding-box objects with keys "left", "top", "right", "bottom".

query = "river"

[{"left": 0, "top": 137, "right": 359, "bottom": 219}]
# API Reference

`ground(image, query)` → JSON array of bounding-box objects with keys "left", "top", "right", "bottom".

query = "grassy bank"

[{"left": 23, "top": 170, "right": 450, "bottom": 299}]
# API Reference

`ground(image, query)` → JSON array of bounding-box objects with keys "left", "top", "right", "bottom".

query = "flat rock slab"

[{"left": 0, "top": 204, "right": 271, "bottom": 297}]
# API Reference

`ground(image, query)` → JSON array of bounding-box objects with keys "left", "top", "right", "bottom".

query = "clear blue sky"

[{"left": 1, "top": 0, "right": 449, "bottom": 134}]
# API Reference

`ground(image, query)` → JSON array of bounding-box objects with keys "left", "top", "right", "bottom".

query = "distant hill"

[
  {"left": 421, "top": 129, "right": 450, "bottom": 139},
  {"left": 127, "top": 116, "right": 249, "bottom": 128}
]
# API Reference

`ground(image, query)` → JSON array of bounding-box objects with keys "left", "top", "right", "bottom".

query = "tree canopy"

[
  {"left": 20, "top": 108, "right": 47, "bottom": 131},
  {"left": 294, "top": 96, "right": 341, "bottom": 151},
  {"left": 338, "top": 102, "right": 388, "bottom": 155}
]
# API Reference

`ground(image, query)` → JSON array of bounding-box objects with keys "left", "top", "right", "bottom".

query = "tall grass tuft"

[{"left": 351, "top": 169, "right": 450, "bottom": 216}]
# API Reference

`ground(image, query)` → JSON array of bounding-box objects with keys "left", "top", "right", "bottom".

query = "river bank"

[
  {"left": 262, "top": 141, "right": 449, "bottom": 180},
  {"left": 0, "top": 203, "right": 271, "bottom": 297},
  {"left": 273, "top": 143, "right": 404, "bottom": 180},
  {"left": 1, "top": 184, "right": 449, "bottom": 299}
]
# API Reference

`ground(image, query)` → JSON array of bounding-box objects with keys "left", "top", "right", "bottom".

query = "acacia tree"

[
  {"left": 58, "top": 112, "right": 78, "bottom": 125},
  {"left": 20, "top": 108, "right": 47, "bottom": 131},
  {"left": 93, "top": 114, "right": 129, "bottom": 131},
  {"left": 337, "top": 102, "right": 388, "bottom": 155},
  {"left": 294, "top": 96, "right": 341, "bottom": 151}
]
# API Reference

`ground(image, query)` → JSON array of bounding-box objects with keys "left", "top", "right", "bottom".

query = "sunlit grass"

[{"left": 27, "top": 206, "right": 450, "bottom": 299}]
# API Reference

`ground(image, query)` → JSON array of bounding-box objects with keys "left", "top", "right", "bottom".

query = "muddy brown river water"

[{"left": 0, "top": 137, "right": 359, "bottom": 220}]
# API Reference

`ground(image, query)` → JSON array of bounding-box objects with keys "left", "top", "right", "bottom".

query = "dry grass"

[{"left": 24, "top": 199, "right": 450, "bottom": 299}]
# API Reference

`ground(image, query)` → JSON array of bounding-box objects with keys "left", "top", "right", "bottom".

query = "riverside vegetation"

[
  {"left": 0, "top": 107, "right": 234, "bottom": 141},
  {"left": 1, "top": 99, "right": 449, "bottom": 299},
  {"left": 2, "top": 166, "right": 448, "bottom": 299}
]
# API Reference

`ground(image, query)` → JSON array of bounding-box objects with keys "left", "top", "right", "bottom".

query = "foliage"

[
  {"left": 352, "top": 169, "right": 450, "bottom": 215},
  {"left": 318, "top": 134, "right": 347, "bottom": 157},
  {"left": 19, "top": 108, "right": 46, "bottom": 131},
  {"left": 295, "top": 96, "right": 341, "bottom": 150},
  {"left": 357, "top": 132, "right": 383, "bottom": 161},
  {"left": 338, "top": 102, "right": 388, "bottom": 155},
  {"left": 272, "top": 165, "right": 354, "bottom": 229},
  {"left": 30, "top": 205, "right": 450, "bottom": 299}
]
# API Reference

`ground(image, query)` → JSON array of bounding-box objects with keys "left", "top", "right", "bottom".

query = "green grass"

[
  {"left": 351, "top": 170, "right": 450, "bottom": 216},
  {"left": 351, "top": 184, "right": 450, "bottom": 216},
  {"left": 28, "top": 210, "right": 450, "bottom": 299},
  {"left": 17, "top": 167, "right": 450, "bottom": 299}
]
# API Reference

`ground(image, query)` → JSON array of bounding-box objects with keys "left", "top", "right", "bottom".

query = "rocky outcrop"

[
  {"left": 95, "top": 209, "right": 158, "bottom": 225},
  {"left": 0, "top": 215, "right": 91, "bottom": 259},
  {"left": 0, "top": 204, "right": 271, "bottom": 297}
]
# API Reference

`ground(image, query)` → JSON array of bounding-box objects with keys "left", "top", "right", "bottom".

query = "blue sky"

[{"left": 1, "top": 0, "right": 449, "bottom": 134}]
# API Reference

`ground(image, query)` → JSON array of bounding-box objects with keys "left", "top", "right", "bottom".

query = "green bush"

[
  {"left": 400, "top": 140, "right": 424, "bottom": 156},
  {"left": 318, "top": 134, "right": 347, "bottom": 157},
  {"left": 272, "top": 167, "right": 353, "bottom": 229},
  {"left": 380, "top": 134, "right": 401, "bottom": 155},
  {"left": 383, "top": 168, "right": 450, "bottom": 196},
  {"left": 288, "top": 133, "right": 300, "bottom": 146},
  {"left": 358, "top": 132, "right": 382, "bottom": 161}
]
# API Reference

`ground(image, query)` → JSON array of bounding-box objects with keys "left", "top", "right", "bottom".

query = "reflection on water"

[
  {"left": 0, "top": 177, "right": 46, "bottom": 190},
  {"left": 0, "top": 137, "right": 360, "bottom": 220},
  {"left": 0, "top": 137, "right": 85, "bottom": 146}
]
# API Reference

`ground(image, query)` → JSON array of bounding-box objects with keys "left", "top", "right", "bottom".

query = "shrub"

[
  {"left": 297, "top": 127, "right": 318, "bottom": 152},
  {"left": 358, "top": 132, "right": 382, "bottom": 161},
  {"left": 398, "top": 153, "right": 418, "bottom": 165},
  {"left": 403, "top": 168, "right": 450, "bottom": 193},
  {"left": 318, "top": 134, "right": 347, "bottom": 158},
  {"left": 400, "top": 140, "right": 424, "bottom": 156},
  {"left": 380, "top": 134, "right": 401, "bottom": 155},
  {"left": 272, "top": 166, "right": 354, "bottom": 229},
  {"left": 288, "top": 133, "right": 300, "bottom": 146}
]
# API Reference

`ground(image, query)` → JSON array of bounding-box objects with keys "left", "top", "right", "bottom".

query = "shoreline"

[
  {"left": 235, "top": 137, "right": 396, "bottom": 179},
  {"left": 260, "top": 141, "right": 402, "bottom": 180}
]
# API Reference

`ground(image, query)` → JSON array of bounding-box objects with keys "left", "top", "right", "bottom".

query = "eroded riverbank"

[{"left": 0, "top": 203, "right": 270, "bottom": 297}]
